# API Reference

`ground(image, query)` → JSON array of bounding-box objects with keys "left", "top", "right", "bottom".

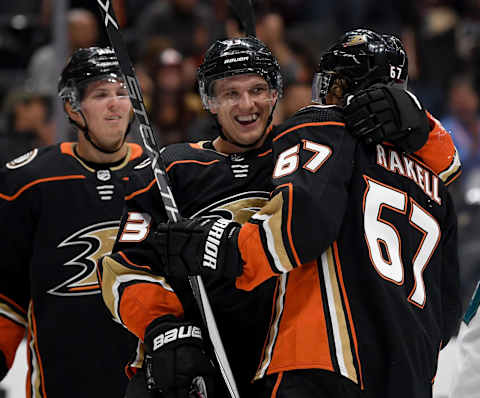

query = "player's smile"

[{"left": 212, "top": 74, "right": 277, "bottom": 148}]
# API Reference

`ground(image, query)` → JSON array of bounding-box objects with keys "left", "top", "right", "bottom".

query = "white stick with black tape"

[{"left": 95, "top": 2, "right": 240, "bottom": 397}]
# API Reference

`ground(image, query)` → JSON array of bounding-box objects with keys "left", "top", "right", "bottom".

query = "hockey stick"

[
  {"left": 228, "top": 0, "right": 256, "bottom": 36},
  {"left": 95, "top": 2, "right": 240, "bottom": 398}
]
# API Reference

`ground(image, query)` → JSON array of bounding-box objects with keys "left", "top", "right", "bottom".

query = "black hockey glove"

[
  {"left": 125, "top": 368, "right": 158, "bottom": 398},
  {"left": 152, "top": 218, "right": 243, "bottom": 279},
  {"left": 344, "top": 84, "right": 430, "bottom": 153},
  {"left": 0, "top": 351, "right": 7, "bottom": 381},
  {"left": 143, "top": 315, "right": 216, "bottom": 398}
]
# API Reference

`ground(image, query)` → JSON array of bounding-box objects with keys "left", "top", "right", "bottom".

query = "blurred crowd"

[{"left": 0, "top": 0, "right": 480, "bottom": 310}]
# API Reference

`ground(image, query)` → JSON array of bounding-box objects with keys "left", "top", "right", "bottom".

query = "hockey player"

[
  {"left": 0, "top": 47, "right": 148, "bottom": 397},
  {"left": 150, "top": 30, "right": 461, "bottom": 398},
  {"left": 99, "top": 34, "right": 460, "bottom": 398}
]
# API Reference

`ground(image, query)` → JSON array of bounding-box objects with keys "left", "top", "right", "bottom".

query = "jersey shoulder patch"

[
  {"left": 0, "top": 144, "right": 79, "bottom": 200},
  {"left": 5, "top": 148, "right": 39, "bottom": 170}
]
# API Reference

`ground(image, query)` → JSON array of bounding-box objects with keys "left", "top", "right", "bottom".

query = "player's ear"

[
  {"left": 209, "top": 100, "right": 219, "bottom": 115},
  {"left": 65, "top": 101, "right": 81, "bottom": 122}
]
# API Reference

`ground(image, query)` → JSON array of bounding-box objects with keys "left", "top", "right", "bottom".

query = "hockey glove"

[
  {"left": 152, "top": 218, "right": 243, "bottom": 279},
  {"left": 143, "top": 315, "right": 216, "bottom": 398},
  {"left": 344, "top": 84, "right": 430, "bottom": 153},
  {"left": 0, "top": 351, "right": 7, "bottom": 381},
  {"left": 125, "top": 368, "right": 158, "bottom": 398}
]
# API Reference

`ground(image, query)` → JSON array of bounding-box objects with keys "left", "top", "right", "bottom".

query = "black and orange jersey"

[
  {"left": 413, "top": 111, "right": 461, "bottom": 185},
  {"left": 235, "top": 105, "right": 461, "bottom": 398},
  {"left": 0, "top": 142, "right": 147, "bottom": 398},
  {"left": 99, "top": 137, "right": 278, "bottom": 392}
]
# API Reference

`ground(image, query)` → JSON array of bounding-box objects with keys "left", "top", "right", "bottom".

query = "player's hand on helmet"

[
  {"left": 151, "top": 217, "right": 243, "bottom": 279},
  {"left": 344, "top": 84, "right": 430, "bottom": 153},
  {"left": 143, "top": 315, "right": 216, "bottom": 398}
]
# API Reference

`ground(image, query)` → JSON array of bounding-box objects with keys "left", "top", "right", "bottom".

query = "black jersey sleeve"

[
  {"left": 0, "top": 165, "right": 36, "bottom": 370},
  {"left": 236, "top": 106, "right": 356, "bottom": 289},
  {"left": 441, "top": 191, "right": 462, "bottom": 345},
  {"left": 98, "top": 168, "right": 186, "bottom": 340}
]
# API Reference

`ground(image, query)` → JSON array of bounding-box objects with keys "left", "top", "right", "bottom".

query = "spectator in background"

[
  {"left": 441, "top": 75, "right": 480, "bottom": 175},
  {"left": 225, "top": 4, "right": 302, "bottom": 88},
  {"left": 149, "top": 47, "right": 206, "bottom": 145},
  {"left": 0, "top": 89, "right": 54, "bottom": 164},
  {"left": 441, "top": 74, "right": 480, "bottom": 315},
  {"left": 132, "top": 0, "right": 213, "bottom": 60},
  {"left": 25, "top": 8, "right": 99, "bottom": 96}
]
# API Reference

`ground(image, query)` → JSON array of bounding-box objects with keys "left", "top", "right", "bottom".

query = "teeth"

[
  {"left": 106, "top": 116, "right": 121, "bottom": 120},
  {"left": 237, "top": 114, "right": 258, "bottom": 122}
]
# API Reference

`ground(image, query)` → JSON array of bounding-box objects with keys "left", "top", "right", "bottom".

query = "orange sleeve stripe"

[
  {"left": 189, "top": 143, "right": 202, "bottom": 149},
  {"left": 271, "top": 372, "right": 283, "bottom": 398},
  {"left": 273, "top": 122, "right": 345, "bottom": 142},
  {"left": 0, "top": 317, "right": 25, "bottom": 368},
  {"left": 0, "top": 294, "right": 26, "bottom": 315},
  {"left": 165, "top": 159, "right": 220, "bottom": 172},
  {"left": 125, "top": 178, "right": 156, "bottom": 200},
  {"left": 445, "top": 171, "right": 461, "bottom": 186},
  {"left": 0, "top": 175, "right": 86, "bottom": 201},
  {"left": 119, "top": 283, "right": 184, "bottom": 340},
  {"left": 236, "top": 223, "right": 277, "bottom": 291},
  {"left": 276, "top": 183, "right": 301, "bottom": 267},
  {"left": 118, "top": 251, "right": 151, "bottom": 270},
  {"left": 333, "top": 242, "right": 364, "bottom": 389},
  {"left": 30, "top": 304, "right": 48, "bottom": 398},
  {"left": 258, "top": 149, "right": 272, "bottom": 157}
]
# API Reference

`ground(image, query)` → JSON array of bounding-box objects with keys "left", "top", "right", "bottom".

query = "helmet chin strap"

[
  {"left": 213, "top": 100, "right": 278, "bottom": 149},
  {"left": 68, "top": 110, "right": 132, "bottom": 155}
]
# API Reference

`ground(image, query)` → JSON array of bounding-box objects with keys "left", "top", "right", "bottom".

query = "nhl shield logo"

[
  {"left": 97, "top": 169, "right": 111, "bottom": 181},
  {"left": 230, "top": 154, "right": 245, "bottom": 162}
]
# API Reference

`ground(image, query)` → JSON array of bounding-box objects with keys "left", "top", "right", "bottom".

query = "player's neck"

[
  {"left": 76, "top": 134, "right": 128, "bottom": 164},
  {"left": 213, "top": 135, "right": 266, "bottom": 154}
]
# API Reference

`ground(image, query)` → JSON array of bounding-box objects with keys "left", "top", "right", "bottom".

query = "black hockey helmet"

[
  {"left": 58, "top": 46, "right": 124, "bottom": 111},
  {"left": 312, "top": 29, "right": 408, "bottom": 103},
  {"left": 197, "top": 37, "right": 283, "bottom": 110},
  {"left": 57, "top": 46, "right": 132, "bottom": 154},
  {"left": 381, "top": 33, "right": 408, "bottom": 88}
]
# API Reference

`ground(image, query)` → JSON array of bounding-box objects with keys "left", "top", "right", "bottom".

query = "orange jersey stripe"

[
  {"left": 29, "top": 304, "right": 48, "bottom": 398},
  {"left": 165, "top": 159, "right": 220, "bottom": 173},
  {"left": 125, "top": 178, "right": 156, "bottom": 200},
  {"left": 273, "top": 122, "right": 345, "bottom": 143},
  {"left": 236, "top": 223, "right": 277, "bottom": 291},
  {"left": 60, "top": 142, "right": 75, "bottom": 155},
  {"left": 0, "top": 293, "right": 26, "bottom": 315},
  {"left": 258, "top": 149, "right": 272, "bottom": 157},
  {"left": 268, "top": 263, "right": 334, "bottom": 373},
  {"left": 119, "top": 283, "right": 184, "bottom": 340},
  {"left": 118, "top": 251, "right": 151, "bottom": 270},
  {"left": 128, "top": 143, "right": 143, "bottom": 160},
  {"left": 0, "top": 175, "right": 87, "bottom": 201},
  {"left": 0, "top": 317, "right": 25, "bottom": 367}
]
